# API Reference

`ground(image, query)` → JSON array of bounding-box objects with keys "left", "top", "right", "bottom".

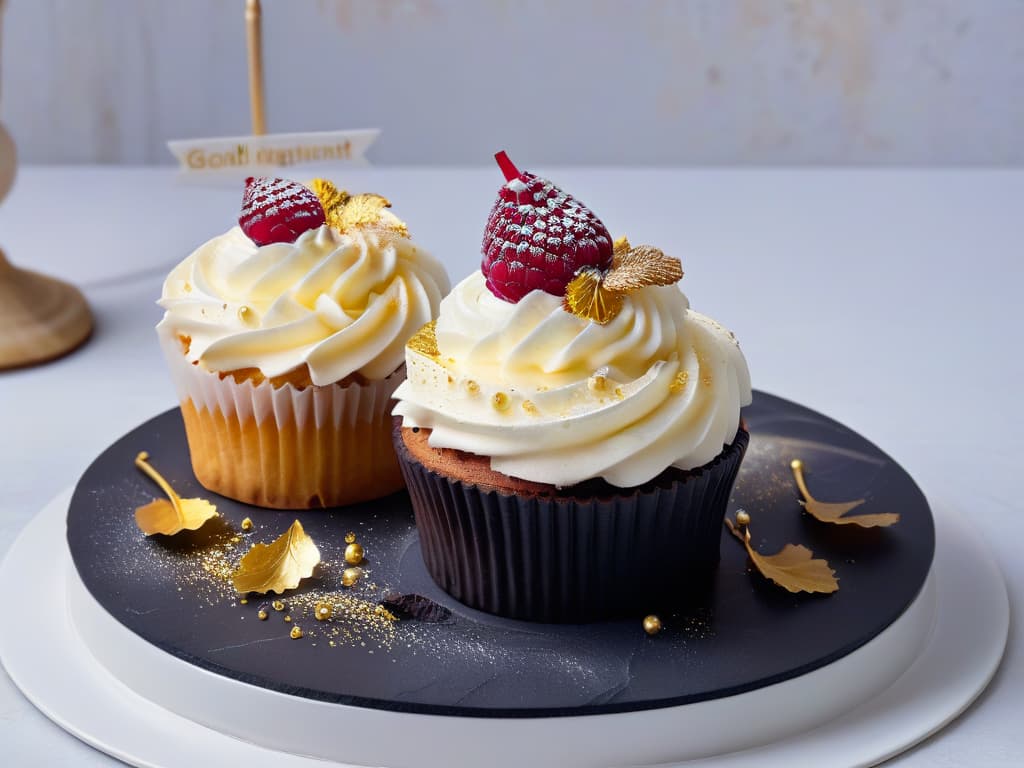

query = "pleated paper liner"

[
  {"left": 160, "top": 335, "right": 404, "bottom": 509},
  {"left": 394, "top": 423, "right": 750, "bottom": 623}
]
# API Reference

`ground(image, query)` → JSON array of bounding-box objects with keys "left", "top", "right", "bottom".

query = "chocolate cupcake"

[{"left": 392, "top": 153, "right": 751, "bottom": 621}]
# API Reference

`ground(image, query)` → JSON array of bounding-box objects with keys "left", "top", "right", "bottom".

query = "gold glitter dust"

[
  {"left": 669, "top": 370, "right": 689, "bottom": 394},
  {"left": 284, "top": 615, "right": 292, "bottom": 622},
  {"left": 406, "top": 320, "right": 439, "bottom": 359},
  {"left": 587, "top": 374, "right": 608, "bottom": 392},
  {"left": 241, "top": 517, "right": 253, "bottom": 531},
  {"left": 522, "top": 400, "right": 539, "bottom": 416},
  {"left": 239, "top": 598, "right": 248, "bottom": 605},
  {"left": 614, "top": 387, "right": 624, "bottom": 400}
]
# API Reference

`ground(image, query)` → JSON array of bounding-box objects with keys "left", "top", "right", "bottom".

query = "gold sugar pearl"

[
  {"left": 257, "top": 610, "right": 268, "bottom": 620},
  {"left": 464, "top": 379, "right": 480, "bottom": 396},
  {"left": 643, "top": 615, "right": 663, "bottom": 635},
  {"left": 290, "top": 626, "right": 303, "bottom": 640},
  {"left": 790, "top": 459, "right": 803, "bottom": 471},
  {"left": 284, "top": 615, "right": 292, "bottom": 623},
  {"left": 272, "top": 600, "right": 285, "bottom": 611},
  {"left": 241, "top": 517, "right": 253, "bottom": 531},
  {"left": 315, "top": 602, "right": 333, "bottom": 621},
  {"left": 492, "top": 392, "right": 511, "bottom": 411},
  {"left": 736, "top": 510, "right": 751, "bottom": 527},
  {"left": 341, "top": 567, "right": 363, "bottom": 587},
  {"left": 345, "top": 532, "right": 357, "bottom": 544},
  {"left": 344, "top": 542, "right": 364, "bottom": 565}
]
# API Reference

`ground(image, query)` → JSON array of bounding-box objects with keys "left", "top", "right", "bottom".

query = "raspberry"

[
  {"left": 482, "top": 152, "right": 612, "bottom": 303},
  {"left": 239, "top": 177, "right": 326, "bottom": 246}
]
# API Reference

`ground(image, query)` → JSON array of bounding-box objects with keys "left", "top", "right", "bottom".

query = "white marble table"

[{"left": 0, "top": 166, "right": 1020, "bottom": 767}]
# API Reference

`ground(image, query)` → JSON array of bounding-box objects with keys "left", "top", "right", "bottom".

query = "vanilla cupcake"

[
  {"left": 392, "top": 154, "right": 751, "bottom": 621},
  {"left": 157, "top": 177, "right": 449, "bottom": 509}
]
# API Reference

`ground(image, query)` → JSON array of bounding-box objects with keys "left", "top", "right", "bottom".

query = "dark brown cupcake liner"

[{"left": 394, "top": 425, "right": 749, "bottom": 623}]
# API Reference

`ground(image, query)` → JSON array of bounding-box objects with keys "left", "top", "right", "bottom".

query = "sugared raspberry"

[{"left": 239, "top": 177, "right": 326, "bottom": 246}]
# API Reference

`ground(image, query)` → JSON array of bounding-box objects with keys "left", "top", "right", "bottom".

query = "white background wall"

[{"left": 3, "top": 0, "right": 1023, "bottom": 166}]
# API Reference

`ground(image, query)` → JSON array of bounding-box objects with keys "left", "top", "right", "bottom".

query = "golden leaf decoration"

[
  {"left": 791, "top": 459, "right": 900, "bottom": 528},
  {"left": 562, "top": 238, "right": 682, "bottom": 324},
  {"left": 232, "top": 520, "right": 322, "bottom": 595},
  {"left": 725, "top": 513, "right": 839, "bottom": 594},
  {"left": 310, "top": 178, "right": 408, "bottom": 237},
  {"left": 563, "top": 268, "right": 624, "bottom": 325},
  {"left": 134, "top": 452, "right": 219, "bottom": 536},
  {"left": 602, "top": 245, "right": 684, "bottom": 292}
]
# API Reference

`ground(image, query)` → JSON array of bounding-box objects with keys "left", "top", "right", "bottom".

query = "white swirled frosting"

[
  {"left": 157, "top": 224, "right": 450, "bottom": 385},
  {"left": 392, "top": 270, "right": 752, "bottom": 488}
]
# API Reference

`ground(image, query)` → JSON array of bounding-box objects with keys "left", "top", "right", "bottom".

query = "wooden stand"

[{"left": 0, "top": 0, "right": 93, "bottom": 370}]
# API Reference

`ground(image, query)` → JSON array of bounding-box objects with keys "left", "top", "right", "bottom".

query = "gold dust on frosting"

[
  {"left": 406, "top": 320, "right": 440, "bottom": 359},
  {"left": 522, "top": 399, "right": 539, "bottom": 416},
  {"left": 670, "top": 370, "right": 689, "bottom": 394},
  {"left": 464, "top": 379, "right": 480, "bottom": 396}
]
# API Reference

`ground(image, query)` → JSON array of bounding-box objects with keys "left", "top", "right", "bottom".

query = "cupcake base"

[{"left": 394, "top": 422, "right": 750, "bottom": 622}]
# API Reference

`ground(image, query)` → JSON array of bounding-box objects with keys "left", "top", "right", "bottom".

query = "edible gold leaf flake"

[
  {"left": 563, "top": 268, "right": 624, "bottom": 324},
  {"left": 311, "top": 178, "right": 409, "bottom": 236},
  {"left": 562, "top": 240, "right": 682, "bottom": 324},
  {"left": 406, "top": 320, "right": 440, "bottom": 359},
  {"left": 232, "top": 519, "right": 322, "bottom": 595},
  {"left": 726, "top": 513, "right": 839, "bottom": 594},
  {"left": 133, "top": 452, "right": 219, "bottom": 536},
  {"left": 791, "top": 459, "right": 900, "bottom": 528},
  {"left": 602, "top": 245, "right": 683, "bottom": 292}
]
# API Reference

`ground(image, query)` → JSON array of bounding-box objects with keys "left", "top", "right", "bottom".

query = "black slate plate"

[{"left": 67, "top": 391, "right": 934, "bottom": 718}]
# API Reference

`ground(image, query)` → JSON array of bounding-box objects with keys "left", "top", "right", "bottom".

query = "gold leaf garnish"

[
  {"left": 791, "top": 459, "right": 900, "bottom": 528},
  {"left": 133, "top": 452, "right": 219, "bottom": 536},
  {"left": 231, "top": 520, "right": 322, "bottom": 595},
  {"left": 562, "top": 240, "right": 682, "bottom": 324},
  {"left": 406, "top": 320, "right": 439, "bottom": 359},
  {"left": 602, "top": 245, "right": 684, "bottom": 292},
  {"left": 563, "top": 268, "right": 624, "bottom": 324},
  {"left": 669, "top": 370, "right": 689, "bottom": 394},
  {"left": 726, "top": 512, "right": 839, "bottom": 594},
  {"left": 310, "top": 178, "right": 408, "bottom": 236}
]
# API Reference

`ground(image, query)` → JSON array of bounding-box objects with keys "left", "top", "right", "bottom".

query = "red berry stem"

[{"left": 494, "top": 151, "right": 522, "bottom": 183}]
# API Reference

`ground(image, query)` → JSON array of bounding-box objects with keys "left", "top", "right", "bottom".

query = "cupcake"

[
  {"left": 392, "top": 153, "right": 751, "bottom": 621},
  {"left": 157, "top": 177, "right": 450, "bottom": 509}
]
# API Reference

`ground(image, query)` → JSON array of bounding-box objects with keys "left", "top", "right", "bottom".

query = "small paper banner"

[{"left": 167, "top": 129, "right": 380, "bottom": 182}]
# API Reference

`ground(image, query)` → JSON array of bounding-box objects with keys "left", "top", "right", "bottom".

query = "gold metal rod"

[
  {"left": 245, "top": 0, "right": 266, "bottom": 136},
  {"left": 135, "top": 451, "right": 183, "bottom": 508}
]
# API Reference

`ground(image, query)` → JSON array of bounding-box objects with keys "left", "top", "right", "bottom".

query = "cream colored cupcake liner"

[{"left": 159, "top": 333, "right": 404, "bottom": 509}]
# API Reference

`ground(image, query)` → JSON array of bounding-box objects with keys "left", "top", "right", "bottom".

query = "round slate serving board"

[{"left": 66, "top": 391, "right": 934, "bottom": 718}]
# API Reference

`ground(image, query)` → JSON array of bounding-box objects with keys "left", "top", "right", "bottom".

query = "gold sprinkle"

[
  {"left": 183, "top": 281, "right": 192, "bottom": 292},
  {"left": 669, "top": 370, "right": 689, "bottom": 394},
  {"left": 257, "top": 609, "right": 268, "bottom": 620},
  {"left": 342, "top": 567, "right": 363, "bottom": 587},
  {"left": 315, "top": 602, "right": 333, "bottom": 621},
  {"left": 345, "top": 532, "right": 357, "bottom": 544},
  {"left": 587, "top": 374, "right": 608, "bottom": 392},
  {"left": 643, "top": 615, "right": 663, "bottom": 635},
  {"left": 464, "top": 379, "right": 480, "bottom": 396},
  {"left": 239, "top": 598, "right": 248, "bottom": 605},
  {"left": 492, "top": 392, "right": 510, "bottom": 411},
  {"left": 284, "top": 615, "right": 292, "bottom": 623},
  {"left": 230, "top": 536, "right": 240, "bottom": 543},
  {"left": 272, "top": 600, "right": 285, "bottom": 611},
  {"left": 614, "top": 387, "right": 624, "bottom": 399},
  {"left": 522, "top": 399, "right": 539, "bottom": 416},
  {"left": 406, "top": 320, "right": 439, "bottom": 359},
  {"left": 344, "top": 542, "right": 364, "bottom": 565},
  {"left": 237, "top": 305, "right": 256, "bottom": 324},
  {"left": 290, "top": 626, "right": 304, "bottom": 640},
  {"left": 702, "top": 374, "right": 713, "bottom": 387},
  {"left": 241, "top": 517, "right": 253, "bottom": 531}
]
